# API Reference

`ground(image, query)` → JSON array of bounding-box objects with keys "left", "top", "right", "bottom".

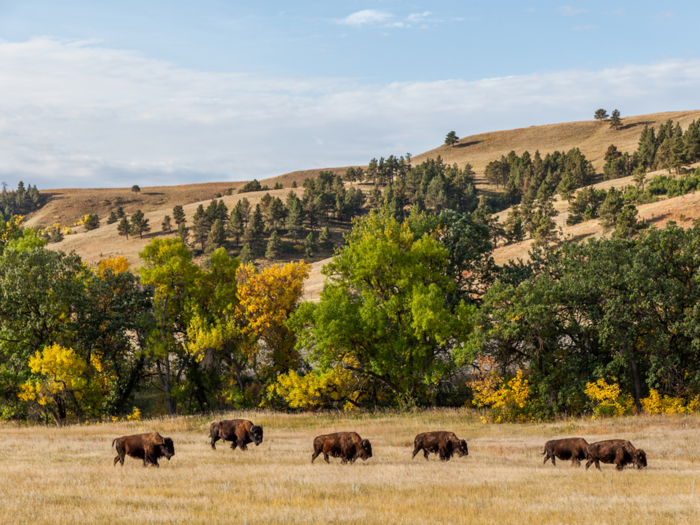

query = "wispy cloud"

[
  {"left": 1, "top": 39, "right": 699, "bottom": 188},
  {"left": 407, "top": 11, "right": 432, "bottom": 23},
  {"left": 655, "top": 12, "right": 674, "bottom": 19},
  {"left": 574, "top": 25, "right": 598, "bottom": 31},
  {"left": 558, "top": 6, "right": 588, "bottom": 16},
  {"left": 338, "top": 9, "right": 392, "bottom": 27}
]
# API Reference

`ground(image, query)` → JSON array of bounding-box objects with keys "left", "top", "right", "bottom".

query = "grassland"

[{"left": 1, "top": 411, "right": 699, "bottom": 524}]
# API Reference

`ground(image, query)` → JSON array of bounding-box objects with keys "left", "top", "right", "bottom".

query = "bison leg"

[
  {"left": 237, "top": 439, "right": 249, "bottom": 451},
  {"left": 311, "top": 446, "right": 321, "bottom": 464},
  {"left": 211, "top": 434, "right": 219, "bottom": 450},
  {"left": 230, "top": 440, "right": 238, "bottom": 451},
  {"left": 324, "top": 453, "right": 330, "bottom": 464},
  {"left": 411, "top": 445, "right": 422, "bottom": 460},
  {"left": 543, "top": 451, "right": 550, "bottom": 465},
  {"left": 572, "top": 458, "right": 581, "bottom": 467},
  {"left": 614, "top": 449, "right": 625, "bottom": 471},
  {"left": 551, "top": 455, "right": 556, "bottom": 467},
  {"left": 585, "top": 459, "right": 593, "bottom": 470},
  {"left": 114, "top": 453, "right": 124, "bottom": 466}
]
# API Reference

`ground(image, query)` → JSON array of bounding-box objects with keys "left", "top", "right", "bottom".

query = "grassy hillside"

[{"left": 1, "top": 410, "right": 698, "bottom": 524}]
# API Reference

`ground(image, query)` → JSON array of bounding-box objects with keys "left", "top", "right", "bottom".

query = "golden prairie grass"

[{"left": 1, "top": 410, "right": 700, "bottom": 524}]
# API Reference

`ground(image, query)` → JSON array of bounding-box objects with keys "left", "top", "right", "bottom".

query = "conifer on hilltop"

[{"left": 609, "top": 109, "right": 622, "bottom": 130}]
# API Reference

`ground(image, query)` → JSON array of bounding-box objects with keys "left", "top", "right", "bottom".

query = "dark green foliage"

[
  {"left": 115, "top": 206, "right": 126, "bottom": 220},
  {"left": 131, "top": 185, "right": 141, "bottom": 194},
  {"left": 236, "top": 198, "right": 252, "bottom": 225},
  {"left": 264, "top": 197, "right": 286, "bottom": 232},
  {"left": 566, "top": 187, "right": 606, "bottom": 225},
  {"left": 239, "top": 242, "right": 255, "bottom": 263},
  {"left": 318, "top": 226, "right": 332, "bottom": 249},
  {"left": 83, "top": 214, "right": 100, "bottom": 231},
  {"left": 117, "top": 217, "right": 131, "bottom": 239},
  {"left": 161, "top": 215, "right": 172, "bottom": 232},
  {"left": 286, "top": 197, "right": 304, "bottom": 239},
  {"left": 594, "top": 109, "right": 608, "bottom": 120},
  {"left": 265, "top": 230, "right": 283, "bottom": 260},
  {"left": 444, "top": 131, "right": 459, "bottom": 147},
  {"left": 612, "top": 204, "right": 646, "bottom": 238},
  {"left": 227, "top": 208, "right": 244, "bottom": 247},
  {"left": 107, "top": 211, "right": 118, "bottom": 225},
  {"left": 0, "top": 181, "right": 43, "bottom": 218},
  {"left": 130, "top": 210, "right": 150, "bottom": 239},
  {"left": 273, "top": 182, "right": 283, "bottom": 190},
  {"left": 609, "top": 109, "right": 622, "bottom": 130},
  {"left": 192, "top": 212, "right": 212, "bottom": 251},
  {"left": 204, "top": 219, "right": 226, "bottom": 254},
  {"left": 304, "top": 232, "right": 316, "bottom": 258},
  {"left": 238, "top": 179, "right": 270, "bottom": 193},
  {"left": 177, "top": 223, "right": 189, "bottom": 245},
  {"left": 172, "top": 205, "right": 186, "bottom": 225},
  {"left": 205, "top": 199, "right": 228, "bottom": 223},
  {"left": 597, "top": 188, "right": 625, "bottom": 233}
]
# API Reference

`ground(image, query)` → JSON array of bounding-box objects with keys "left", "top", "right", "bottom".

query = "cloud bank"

[{"left": 0, "top": 38, "right": 699, "bottom": 188}]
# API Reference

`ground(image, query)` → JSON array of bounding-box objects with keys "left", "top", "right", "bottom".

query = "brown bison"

[
  {"left": 209, "top": 419, "right": 263, "bottom": 452},
  {"left": 542, "top": 437, "right": 589, "bottom": 467},
  {"left": 311, "top": 432, "right": 373, "bottom": 464},
  {"left": 112, "top": 432, "right": 175, "bottom": 467},
  {"left": 412, "top": 431, "right": 469, "bottom": 461},
  {"left": 585, "top": 439, "right": 647, "bottom": 471}
]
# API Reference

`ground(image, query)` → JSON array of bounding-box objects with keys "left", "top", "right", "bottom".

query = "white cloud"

[
  {"left": 1, "top": 39, "right": 700, "bottom": 188},
  {"left": 655, "top": 12, "right": 674, "bottom": 19},
  {"left": 407, "top": 11, "right": 432, "bottom": 23},
  {"left": 574, "top": 25, "right": 598, "bottom": 31},
  {"left": 338, "top": 9, "right": 392, "bottom": 27},
  {"left": 558, "top": 6, "right": 588, "bottom": 16}
]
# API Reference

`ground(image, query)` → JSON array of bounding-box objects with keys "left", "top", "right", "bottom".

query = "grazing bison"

[
  {"left": 542, "top": 437, "right": 589, "bottom": 467},
  {"left": 585, "top": 439, "right": 647, "bottom": 471},
  {"left": 210, "top": 419, "right": 263, "bottom": 452},
  {"left": 412, "top": 431, "right": 469, "bottom": 461},
  {"left": 311, "top": 432, "right": 373, "bottom": 464},
  {"left": 112, "top": 432, "right": 175, "bottom": 467}
]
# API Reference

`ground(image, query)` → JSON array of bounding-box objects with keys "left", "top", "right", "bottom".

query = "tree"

[
  {"left": 304, "top": 232, "right": 316, "bottom": 258},
  {"left": 205, "top": 219, "right": 226, "bottom": 254},
  {"left": 609, "top": 109, "right": 622, "bottom": 130},
  {"left": 192, "top": 213, "right": 212, "bottom": 251},
  {"left": 248, "top": 204, "right": 264, "bottom": 244},
  {"left": 131, "top": 185, "right": 141, "bottom": 194},
  {"left": 669, "top": 136, "right": 689, "bottom": 174},
  {"left": 177, "top": 223, "right": 189, "bottom": 246},
  {"left": 115, "top": 206, "right": 126, "bottom": 220},
  {"left": 239, "top": 243, "right": 255, "bottom": 264},
  {"left": 318, "top": 226, "right": 332, "bottom": 249},
  {"left": 265, "top": 230, "right": 283, "bottom": 260},
  {"left": 594, "top": 109, "right": 609, "bottom": 120},
  {"left": 83, "top": 214, "right": 100, "bottom": 231},
  {"left": 172, "top": 205, "right": 186, "bottom": 226},
  {"left": 162, "top": 215, "right": 172, "bottom": 233},
  {"left": 117, "top": 217, "right": 131, "bottom": 240},
  {"left": 227, "top": 208, "right": 245, "bottom": 247},
  {"left": 597, "top": 188, "right": 625, "bottom": 233},
  {"left": 613, "top": 204, "right": 645, "bottom": 239},
  {"left": 107, "top": 211, "right": 118, "bottom": 225},
  {"left": 444, "top": 131, "right": 459, "bottom": 147},
  {"left": 286, "top": 198, "right": 304, "bottom": 239},
  {"left": 130, "top": 210, "right": 151, "bottom": 238}
]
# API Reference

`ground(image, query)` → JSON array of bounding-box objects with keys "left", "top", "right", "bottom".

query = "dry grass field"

[{"left": 1, "top": 411, "right": 699, "bottom": 524}]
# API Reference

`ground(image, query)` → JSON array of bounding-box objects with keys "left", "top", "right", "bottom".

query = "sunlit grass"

[{"left": 1, "top": 410, "right": 699, "bottom": 524}]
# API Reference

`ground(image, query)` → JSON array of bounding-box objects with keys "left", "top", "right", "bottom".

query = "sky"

[{"left": 0, "top": 1, "right": 698, "bottom": 189}]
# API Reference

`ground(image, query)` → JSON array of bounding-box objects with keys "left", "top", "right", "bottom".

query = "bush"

[
  {"left": 469, "top": 359, "right": 534, "bottom": 423},
  {"left": 584, "top": 378, "right": 634, "bottom": 418}
]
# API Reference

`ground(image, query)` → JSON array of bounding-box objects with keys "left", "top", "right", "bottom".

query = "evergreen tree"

[
  {"left": 177, "top": 223, "right": 189, "bottom": 245},
  {"left": 84, "top": 214, "right": 100, "bottom": 231},
  {"left": 205, "top": 219, "right": 226, "bottom": 254},
  {"left": 239, "top": 242, "right": 255, "bottom": 264},
  {"left": 265, "top": 197, "right": 286, "bottom": 232},
  {"left": 304, "top": 232, "right": 316, "bottom": 258},
  {"left": 632, "top": 167, "right": 647, "bottom": 190},
  {"left": 193, "top": 204, "right": 205, "bottom": 222},
  {"left": 130, "top": 210, "right": 151, "bottom": 238},
  {"left": 172, "top": 205, "right": 186, "bottom": 225},
  {"left": 613, "top": 204, "right": 645, "bottom": 239},
  {"left": 107, "top": 211, "right": 118, "bottom": 225},
  {"left": 162, "top": 215, "right": 172, "bottom": 232},
  {"left": 131, "top": 185, "right": 141, "bottom": 194},
  {"left": 115, "top": 206, "right": 126, "bottom": 220},
  {"left": 444, "top": 131, "right": 459, "bottom": 147},
  {"left": 287, "top": 198, "right": 304, "bottom": 239},
  {"left": 594, "top": 109, "right": 609, "bottom": 120},
  {"left": 49, "top": 226, "right": 64, "bottom": 244},
  {"left": 597, "top": 188, "right": 625, "bottom": 233},
  {"left": 291, "top": 180, "right": 298, "bottom": 188},
  {"left": 249, "top": 204, "right": 264, "bottom": 240},
  {"left": 318, "top": 226, "right": 332, "bottom": 249},
  {"left": 117, "top": 217, "right": 131, "bottom": 240},
  {"left": 669, "top": 136, "right": 689, "bottom": 174},
  {"left": 609, "top": 109, "right": 622, "bottom": 130},
  {"left": 265, "top": 230, "right": 283, "bottom": 260},
  {"left": 236, "top": 198, "right": 252, "bottom": 225},
  {"left": 192, "top": 214, "right": 212, "bottom": 251},
  {"left": 556, "top": 172, "right": 577, "bottom": 202},
  {"left": 227, "top": 208, "right": 245, "bottom": 247},
  {"left": 655, "top": 139, "right": 671, "bottom": 170}
]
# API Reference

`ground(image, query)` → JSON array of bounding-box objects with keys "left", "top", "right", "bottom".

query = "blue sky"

[{"left": 0, "top": 1, "right": 698, "bottom": 188}]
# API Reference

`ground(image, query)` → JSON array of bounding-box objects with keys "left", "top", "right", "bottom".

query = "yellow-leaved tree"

[
  {"left": 97, "top": 255, "right": 131, "bottom": 277},
  {"left": 19, "top": 344, "right": 99, "bottom": 426}
]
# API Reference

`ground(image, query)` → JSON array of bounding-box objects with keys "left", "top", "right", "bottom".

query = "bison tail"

[{"left": 112, "top": 438, "right": 117, "bottom": 448}]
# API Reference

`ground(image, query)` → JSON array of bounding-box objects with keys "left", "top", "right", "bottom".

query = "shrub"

[
  {"left": 469, "top": 359, "right": 533, "bottom": 423},
  {"left": 584, "top": 378, "right": 634, "bottom": 417}
]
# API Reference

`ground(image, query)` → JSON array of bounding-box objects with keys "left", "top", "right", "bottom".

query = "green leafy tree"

[
  {"left": 444, "top": 131, "right": 459, "bottom": 147},
  {"left": 115, "top": 206, "right": 126, "bottom": 220},
  {"left": 612, "top": 204, "right": 645, "bottom": 239},
  {"left": 117, "top": 217, "right": 131, "bottom": 240},
  {"left": 130, "top": 210, "right": 151, "bottom": 239}
]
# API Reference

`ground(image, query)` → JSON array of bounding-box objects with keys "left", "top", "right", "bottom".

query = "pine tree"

[
  {"left": 304, "top": 232, "right": 316, "bottom": 258},
  {"left": 236, "top": 198, "right": 252, "bottom": 225},
  {"left": 115, "top": 206, "right": 126, "bottom": 219},
  {"left": 162, "top": 215, "right": 172, "bottom": 232},
  {"left": 205, "top": 199, "right": 221, "bottom": 223},
  {"left": 131, "top": 185, "right": 141, "bottom": 194},
  {"left": 594, "top": 109, "right": 609, "bottom": 120},
  {"left": 117, "top": 217, "right": 131, "bottom": 239},
  {"left": 613, "top": 204, "right": 644, "bottom": 239},
  {"left": 291, "top": 180, "right": 298, "bottom": 188},
  {"left": 249, "top": 204, "right": 264, "bottom": 241},
  {"left": 239, "top": 243, "right": 255, "bottom": 264},
  {"left": 192, "top": 214, "right": 212, "bottom": 251},
  {"left": 49, "top": 226, "right": 64, "bottom": 244},
  {"left": 130, "top": 210, "right": 151, "bottom": 238},
  {"left": 287, "top": 198, "right": 304, "bottom": 239},
  {"left": 177, "top": 223, "right": 189, "bottom": 245},
  {"left": 669, "top": 136, "right": 689, "bottom": 174},
  {"left": 318, "top": 226, "right": 332, "bottom": 249},
  {"left": 597, "top": 188, "right": 625, "bottom": 233},
  {"left": 227, "top": 208, "right": 245, "bottom": 247},
  {"left": 107, "top": 211, "right": 118, "bottom": 224},
  {"left": 172, "top": 205, "right": 186, "bottom": 225},
  {"left": 444, "top": 131, "right": 459, "bottom": 147},
  {"left": 84, "top": 214, "right": 100, "bottom": 231},
  {"left": 632, "top": 167, "right": 647, "bottom": 190},
  {"left": 609, "top": 109, "right": 622, "bottom": 130},
  {"left": 205, "top": 219, "right": 226, "bottom": 254},
  {"left": 265, "top": 230, "right": 283, "bottom": 260},
  {"left": 193, "top": 204, "right": 205, "bottom": 222}
]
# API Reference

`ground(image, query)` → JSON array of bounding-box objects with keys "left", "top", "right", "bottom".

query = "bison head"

[
  {"left": 633, "top": 448, "right": 647, "bottom": 469},
  {"left": 160, "top": 438, "right": 175, "bottom": 460},
  {"left": 249, "top": 425, "right": 263, "bottom": 446},
  {"left": 457, "top": 439, "right": 469, "bottom": 457},
  {"left": 359, "top": 439, "right": 373, "bottom": 460}
]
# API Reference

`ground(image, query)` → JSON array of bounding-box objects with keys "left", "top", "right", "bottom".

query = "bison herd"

[{"left": 111, "top": 420, "right": 647, "bottom": 472}]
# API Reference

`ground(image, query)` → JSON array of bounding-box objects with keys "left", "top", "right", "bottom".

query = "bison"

[
  {"left": 585, "top": 439, "right": 647, "bottom": 471},
  {"left": 112, "top": 432, "right": 175, "bottom": 467},
  {"left": 412, "top": 431, "right": 469, "bottom": 461},
  {"left": 311, "top": 432, "right": 373, "bottom": 464},
  {"left": 542, "top": 437, "right": 589, "bottom": 467},
  {"left": 210, "top": 419, "right": 263, "bottom": 452}
]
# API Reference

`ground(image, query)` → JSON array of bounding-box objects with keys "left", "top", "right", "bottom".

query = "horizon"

[{"left": 0, "top": 1, "right": 699, "bottom": 189}]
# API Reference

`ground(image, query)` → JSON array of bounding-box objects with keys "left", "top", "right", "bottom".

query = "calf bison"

[
  {"left": 311, "top": 432, "right": 373, "bottom": 464},
  {"left": 112, "top": 432, "right": 175, "bottom": 467},
  {"left": 585, "top": 439, "right": 647, "bottom": 471},
  {"left": 209, "top": 419, "right": 263, "bottom": 452},
  {"left": 412, "top": 431, "right": 469, "bottom": 461},
  {"left": 542, "top": 437, "right": 589, "bottom": 467}
]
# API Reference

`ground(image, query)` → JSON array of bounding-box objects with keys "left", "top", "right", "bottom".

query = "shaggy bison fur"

[
  {"left": 412, "top": 431, "right": 469, "bottom": 461},
  {"left": 112, "top": 432, "right": 175, "bottom": 467},
  {"left": 311, "top": 432, "right": 373, "bottom": 464},
  {"left": 542, "top": 437, "right": 589, "bottom": 467},
  {"left": 209, "top": 419, "right": 263, "bottom": 452},
  {"left": 585, "top": 439, "right": 647, "bottom": 471}
]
